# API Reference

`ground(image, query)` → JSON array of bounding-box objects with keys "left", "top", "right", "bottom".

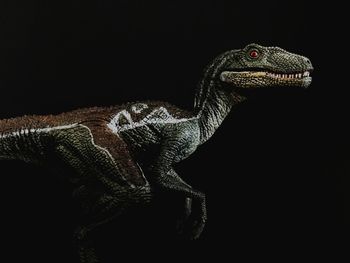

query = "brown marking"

[
  {"left": 0, "top": 101, "right": 193, "bottom": 186},
  {"left": 0, "top": 101, "right": 193, "bottom": 135}
]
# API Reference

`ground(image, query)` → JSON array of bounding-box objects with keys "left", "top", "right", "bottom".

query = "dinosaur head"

[{"left": 214, "top": 43, "right": 313, "bottom": 89}]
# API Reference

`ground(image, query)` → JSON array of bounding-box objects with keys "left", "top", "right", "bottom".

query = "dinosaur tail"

[
  {"left": 0, "top": 129, "right": 31, "bottom": 161},
  {"left": 0, "top": 115, "right": 49, "bottom": 163}
]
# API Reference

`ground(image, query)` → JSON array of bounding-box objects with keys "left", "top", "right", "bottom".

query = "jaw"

[{"left": 220, "top": 70, "right": 312, "bottom": 89}]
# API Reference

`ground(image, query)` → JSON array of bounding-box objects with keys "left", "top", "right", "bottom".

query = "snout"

[{"left": 302, "top": 56, "right": 314, "bottom": 72}]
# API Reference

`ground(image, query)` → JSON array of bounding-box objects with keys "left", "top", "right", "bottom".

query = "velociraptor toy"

[{"left": 0, "top": 44, "right": 313, "bottom": 262}]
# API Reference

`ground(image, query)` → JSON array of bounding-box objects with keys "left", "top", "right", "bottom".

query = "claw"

[
  {"left": 176, "top": 196, "right": 206, "bottom": 240},
  {"left": 190, "top": 219, "right": 206, "bottom": 240},
  {"left": 176, "top": 197, "right": 193, "bottom": 234},
  {"left": 184, "top": 197, "right": 192, "bottom": 218}
]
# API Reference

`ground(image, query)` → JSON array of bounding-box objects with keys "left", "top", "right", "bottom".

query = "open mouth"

[
  {"left": 220, "top": 70, "right": 312, "bottom": 82},
  {"left": 266, "top": 71, "right": 311, "bottom": 79}
]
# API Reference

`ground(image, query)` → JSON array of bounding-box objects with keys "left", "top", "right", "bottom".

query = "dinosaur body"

[{"left": 0, "top": 44, "right": 313, "bottom": 263}]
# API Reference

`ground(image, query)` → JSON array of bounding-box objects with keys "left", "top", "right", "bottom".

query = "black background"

[{"left": 0, "top": 0, "right": 348, "bottom": 261}]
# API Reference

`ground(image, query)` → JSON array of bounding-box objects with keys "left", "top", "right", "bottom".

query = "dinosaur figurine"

[{"left": 0, "top": 44, "right": 313, "bottom": 262}]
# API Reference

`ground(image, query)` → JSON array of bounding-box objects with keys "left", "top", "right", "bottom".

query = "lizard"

[{"left": 0, "top": 44, "right": 313, "bottom": 262}]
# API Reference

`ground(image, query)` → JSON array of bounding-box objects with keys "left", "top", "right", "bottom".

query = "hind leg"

[
  {"left": 51, "top": 125, "right": 151, "bottom": 261},
  {"left": 53, "top": 144, "right": 126, "bottom": 263},
  {"left": 52, "top": 124, "right": 147, "bottom": 188},
  {"left": 74, "top": 187, "right": 151, "bottom": 263},
  {"left": 74, "top": 203, "right": 124, "bottom": 263}
]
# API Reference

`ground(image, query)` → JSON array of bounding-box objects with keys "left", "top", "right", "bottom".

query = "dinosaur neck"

[{"left": 194, "top": 79, "right": 246, "bottom": 145}]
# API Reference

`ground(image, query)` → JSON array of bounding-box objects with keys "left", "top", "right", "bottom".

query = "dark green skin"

[{"left": 0, "top": 44, "right": 313, "bottom": 263}]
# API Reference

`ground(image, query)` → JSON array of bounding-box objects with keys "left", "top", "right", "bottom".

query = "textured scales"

[{"left": 0, "top": 44, "right": 313, "bottom": 263}]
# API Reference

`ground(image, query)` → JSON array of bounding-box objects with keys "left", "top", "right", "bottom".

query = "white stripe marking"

[
  {"left": 131, "top": 103, "right": 148, "bottom": 114},
  {"left": 0, "top": 124, "right": 78, "bottom": 139},
  {"left": 107, "top": 107, "right": 197, "bottom": 133}
]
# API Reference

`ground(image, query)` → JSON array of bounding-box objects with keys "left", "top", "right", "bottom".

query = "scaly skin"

[{"left": 0, "top": 44, "right": 313, "bottom": 262}]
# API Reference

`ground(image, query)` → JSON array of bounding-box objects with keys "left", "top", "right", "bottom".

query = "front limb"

[
  {"left": 151, "top": 141, "right": 206, "bottom": 239},
  {"left": 159, "top": 169, "right": 206, "bottom": 239}
]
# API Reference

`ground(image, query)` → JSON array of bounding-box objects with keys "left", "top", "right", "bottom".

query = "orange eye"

[{"left": 249, "top": 50, "right": 259, "bottom": 58}]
